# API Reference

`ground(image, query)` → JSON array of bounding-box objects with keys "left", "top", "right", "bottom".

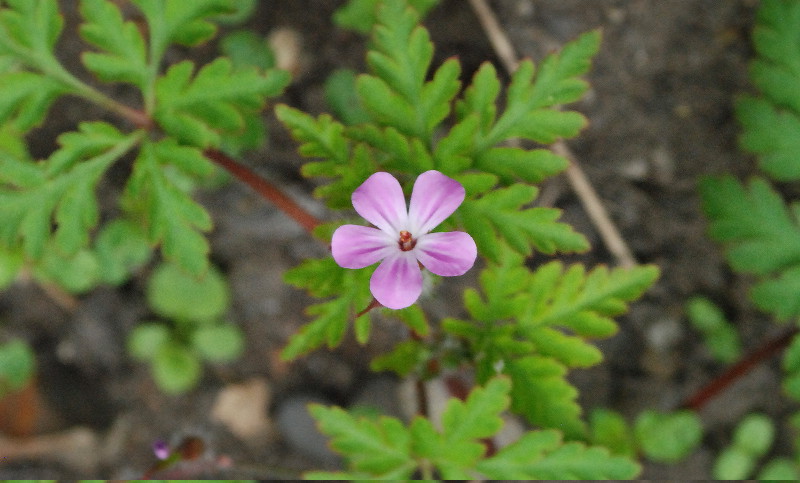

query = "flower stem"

[
  {"left": 680, "top": 327, "right": 798, "bottom": 411},
  {"left": 203, "top": 149, "right": 322, "bottom": 235}
]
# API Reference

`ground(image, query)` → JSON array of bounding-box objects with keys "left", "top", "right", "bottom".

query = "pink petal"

[
  {"left": 415, "top": 231, "right": 477, "bottom": 276},
  {"left": 370, "top": 251, "right": 423, "bottom": 310},
  {"left": 408, "top": 170, "right": 465, "bottom": 235},
  {"left": 331, "top": 225, "right": 394, "bottom": 269},
  {"left": 351, "top": 172, "right": 408, "bottom": 236}
]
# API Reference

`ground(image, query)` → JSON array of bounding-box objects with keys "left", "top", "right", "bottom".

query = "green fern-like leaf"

[
  {"left": 122, "top": 140, "right": 212, "bottom": 276},
  {"left": 0, "top": 71, "right": 65, "bottom": 131},
  {"left": 131, "top": 0, "right": 233, "bottom": 56},
  {"left": 461, "top": 30, "right": 600, "bottom": 152},
  {"left": 457, "top": 184, "right": 589, "bottom": 261},
  {"left": 357, "top": 0, "right": 460, "bottom": 144},
  {"left": 699, "top": 175, "right": 800, "bottom": 320},
  {"left": 700, "top": 176, "right": 800, "bottom": 275},
  {"left": 507, "top": 355, "right": 585, "bottom": 440},
  {"left": 0, "top": 123, "right": 140, "bottom": 258},
  {"left": 736, "top": 0, "right": 800, "bottom": 180},
  {"left": 444, "top": 245, "right": 657, "bottom": 438},
  {"left": 476, "top": 429, "right": 641, "bottom": 479},
  {"left": 0, "top": 0, "right": 63, "bottom": 61},
  {"left": 281, "top": 257, "right": 374, "bottom": 359},
  {"left": 309, "top": 377, "right": 509, "bottom": 480},
  {"left": 275, "top": 105, "right": 375, "bottom": 209},
  {"left": 154, "top": 58, "right": 289, "bottom": 148},
  {"left": 309, "top": 404, "right": 417, "bottom": 479},
  {"left": 333, "top": 0, "right": 438, "bottom": 34},
  {"left": 79, "top": 0, "right": 148, "bottom": 89}
]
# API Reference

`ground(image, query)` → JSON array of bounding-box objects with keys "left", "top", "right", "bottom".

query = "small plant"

[
  {"left": 128, "top": 262, "right": 243, "bottom": 394},
  {"left": 698, "top": 0, "right": 800, "bottom": 477},
  {"left": 713, "top": 413, "right": 775, "bottom": 479},
  {"left": 11, "top": 0, "right": 793, "bottom": 478}
]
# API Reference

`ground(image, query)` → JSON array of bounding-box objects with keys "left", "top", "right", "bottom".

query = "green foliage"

[
  {"left": 131, "top": 0, "right": 234, "bottom": 57},
  {"left": 93, "top": 219, "right": 152, "bottom": 285},
  {"left": 79, "top": 0, "right": 148, "bottom": 89},
  {"left": 589, "top": 408, "right": 637, "bottom": 458},
  {"left": 153, "top": 58, "right": 288, "bottom": 148},
  {"left": 281, "top": 257, "right": 375, "bottom": 359},
  {"left": 307, "top": 377, "right": 640, "bottom": 480},
  {"left": 634, "top": 410, "right": 703, "bottom": 463},
  {"left": 130, "top": 262, "right": 243, "bottom": 394},
  {"left": 334, "top": 0, "right": 438, "bottom": 34},
  {"left": 700, "top": 176, "right": 800, "bottom": 320},
  {"left": 758, "top": 458, "right": 800, "bottom": 480},
  {"left": 123, "top": 141, "right": 214, "bottom": 276},
  {"left": 0, "top": 123, "right": 141, "bottom": 259},
  {"left": 457, "top": 184, "right": 589, "bottom": 261},
  {"left": 475, "top": 429, "right": 640, "bottom": 480},
  {"left": 0, "top": 0, "right": 290, "bottom": 281},
  {"left": 442, "top": 246, "right": 658, "bottom": 438},
  {"left": 736, "top": 0, "right": 800, "bottom": 180},
  {"left": 220, "top": 30, "right": 277, "bottom": 72},
  {"left": 279, "top": 0, "right": 599, "bottom": 261},
  {"left": 685, "top": 296, "right": 742, "bottom": 363},
  {"left": 713, "top": 413, "right": 775, "bottom": 479},
  {"left": 0, "top": 245, "right": 22, "bottom": 289},
  {"left": 0, "top": 339, "right": 35, "bottom": 397},
  {"left": 147, "top": 262, "right": 229, "bottom": 323},
  {"left": 781, "top": 334, "right": 800, "bottom": 401},
  {"left": 151, "top": 341, "right": 203, "bottom": 394},
  {"left": 0, "top": 0, "right": 78, "bottom": 124},
  {"left": 324, "top": 69, "right": 371, "bottom": 125}
]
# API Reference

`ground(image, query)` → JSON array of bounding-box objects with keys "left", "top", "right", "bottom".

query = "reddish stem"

[
  {"left": 681, "top": 327, "right": 798, "bottom": 411},
  {"left": 356, "top": 297, "right": 383, "bottom": 318},
  {"left": 203, "top": 149, "right": 321, "bottom": 235}
]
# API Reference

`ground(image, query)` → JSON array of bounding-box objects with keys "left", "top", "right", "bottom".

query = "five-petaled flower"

[{"left": 331, "top": 170, "right": 477, "bottom": 310}]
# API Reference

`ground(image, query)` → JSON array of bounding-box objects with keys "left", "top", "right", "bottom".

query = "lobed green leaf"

[
  {"left": 333, "top": 0, "right": 438, "bottom": 34},
  {"left": 0, "top": 0, "right": 63, "bottom": 58},
  {"left": 0, "top": 339, "right": 36, "bottom": 395},
  {"left": 79, "top": 0, "right": 148, "bottom": 89},
  {"left": 281, "top": 257, "right": 374, "bottom": 359},
  {"left": 0, "top": 125, "right": 139, "bottom": 258},
  {"left": 132, "top": 0, "right": 233, "bottom": 55},
  {"left": 634, "top": 410, "right": 703, "bottom": 463},
  {"left": 749, "top": 0, "right": 800, "bottom": 114},
  {"left": 0, "top": 71, "right": 65, "bottom": 131},
  {"left": 147, "top": 262, "right": 229, "bottom": 323},
  {"left": 309, "top": 404, "right": 416, "bottom": 479},
  {"left": 356, "top": 0, "right": 460, "bottom": 143},
  {"left": 507, "top": 356, "right": 586, "bottom": 440},
  {"left": 155, "top": 58, "right": 289, "bottom": 148},
  {"left": 458, "top": 184, "right": 588, "bottom": 261},
  {"left": 477, "top": 429, "right": 641, "bottom": 480},
  {"left": 475, "top": 30, "right": 600, "bottom": 151},
  {"left": 123, "top": 141, "right": 212, "bottom": 275},
  {"left": 700, "top": 175, "right": 800, "bottom": 276}
]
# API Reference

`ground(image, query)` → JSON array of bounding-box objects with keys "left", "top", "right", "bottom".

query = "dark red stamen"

[{"left": 398, "top": 230, "right": 416, "bottom": 251}]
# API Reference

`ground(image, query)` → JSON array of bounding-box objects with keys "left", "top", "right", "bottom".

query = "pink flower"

[{"left": 332, "top": 170, "right": 477, "bottom": 310}]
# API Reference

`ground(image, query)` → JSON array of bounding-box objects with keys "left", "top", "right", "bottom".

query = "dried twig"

[{"left": 467, "top": 0, "right": 637, "bottom": 268}]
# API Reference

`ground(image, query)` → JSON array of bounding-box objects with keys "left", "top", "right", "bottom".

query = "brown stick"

[
  {"left": 203, "top": 149, "right": 322, "bottom": 235},
  {"left": 467, "top": 0, "right": 637, "bottom": 268},
  {"left": 681, "top": 328, "right": 798, "bottom": 411}
]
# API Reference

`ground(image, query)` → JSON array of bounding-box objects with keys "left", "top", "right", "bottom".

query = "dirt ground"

[{"left": 0, "top": 0, "right": 788, "bottom": 479}]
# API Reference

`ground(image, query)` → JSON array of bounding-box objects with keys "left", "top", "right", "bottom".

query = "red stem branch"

[
  {"left": 680, "top": 327, "right": 798, "bottom": 411},
  {"left": 203, "top": 149, "right": 321, "bottom": 235}
]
